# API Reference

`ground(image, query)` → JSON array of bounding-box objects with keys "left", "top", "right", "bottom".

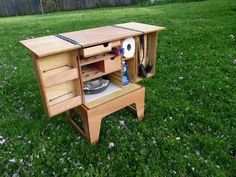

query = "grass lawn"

[{"left": 0, "top": 0, "right": 236, "bottom": 176}]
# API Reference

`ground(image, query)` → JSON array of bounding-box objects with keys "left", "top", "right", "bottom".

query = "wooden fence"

[{"left": 0, "top": 0, "right": 140, "bottom": 17}]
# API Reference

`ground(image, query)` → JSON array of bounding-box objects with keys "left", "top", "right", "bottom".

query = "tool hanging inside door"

[
  {"left": 146, "top": 34, "right": 153, "bottom": 73},
  {"left": 138, "top": 34, "right": 154, "bottom": 78}
]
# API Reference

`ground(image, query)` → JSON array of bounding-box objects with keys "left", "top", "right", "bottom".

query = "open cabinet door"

[
  {"left": 32, "top": 50, "right": 83, "bottom": 117},
  {"left": 114, "top": 22, "right": 166, "bottom": 82}
]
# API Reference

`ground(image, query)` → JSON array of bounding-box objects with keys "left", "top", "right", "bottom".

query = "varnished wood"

[
  {"left": 80, "top": 53, "right": 114, "bottom": 66},
  {"left": 32, "top": 50, "right": 83, "bottom": 117},
  {"left": 103, "top": 56, "right": 121, "bottom": 73},
  {"left": 66, "top": 111, "right": 86, "bottom": 137},
  {"left": 149, "top": 32, "right": 158, "bottom": 75},
  {"left": 31, "top": 53, "right": 50, "bottom": 115},
  {"left": 81, "top": 43, "right": 112, "bottom": 58},
  {"left": 43, "top": 68, "right": 78, "bottom": 88},
  {"left": 50, "top": 96, "right": 82, "bottom": 117},
  {"left": 69, "top": 85, "right": 145, "bottom": 144},
  {"left": 61, "top": 26, "right": 141, "bottom": 47},
  {"left": 108, "top": 71, "right": 123, "bottom": 87},
  {"left": 115, "top": 22, "right": 166, "bottom": 34},
  {"left": 20, "top": 22, "right": 165, "bottom": 143},
  {"left": 81, "top": 56, "right": 121, "bottom": 82},
  {"left": 84, "top": 83, "right": 141, "bottom": 109},
  {"left": 20, "top": 35, "right": 79, "bottom": 57}
]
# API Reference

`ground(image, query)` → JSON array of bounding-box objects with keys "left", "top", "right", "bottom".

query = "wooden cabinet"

[
  {"left": 32, "top": 50, "right": 83, "bottom": 117},
  {"left": 21, "top": 22, "right": 165, "bottom": 143}
]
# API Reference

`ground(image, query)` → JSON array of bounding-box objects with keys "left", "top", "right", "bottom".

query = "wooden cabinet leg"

[
  {"left": 72, "top": 107, "right": 102, "bottom": 144},
  {"left": 135, "top": 89, "right": 145, "bottom": 121},
  {"left": 86, "top": 115, "right": 102, "bottom": 144},
  {"left": 66, "top": 110, "right": 86, "bottom": 138}
]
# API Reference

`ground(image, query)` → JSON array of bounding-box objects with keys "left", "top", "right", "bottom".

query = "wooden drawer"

[
  {"left": 81, "top": 40, "right": 121, "bottom": 58},
  {"left": 81, "top": 43, "right": 112, "bottom": 58},
  {"left": 81, "top": 56, "right": 121, "bottom": 82},
  {"left": 96, "top": 56, "right": 121, "bottom": 73}
]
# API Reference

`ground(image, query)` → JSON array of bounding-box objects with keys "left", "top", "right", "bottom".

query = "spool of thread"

[{"left": 112, "top": 47, "right": 120, "bottom": 56}]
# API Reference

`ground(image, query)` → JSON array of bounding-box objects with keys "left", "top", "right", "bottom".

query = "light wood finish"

[
  {"left": 81, "top": 65, "right": 104, "bottom": 82},
  {"left": 74, "top": 50, "right": 85, "bottom": 103},
  {"left": 46, "top": 80, "right": 77, "bottom": 105},
  {"left": 20, "top": 22, "right": 165, "bottom": 143},
  {"left": 84, "top": 83, "right": 141, "bottom": 109},
  {"left": 42, "top": 65, "right": 72, "bottom": 75},
  {"left": 66, "top": 110, "right": 87, "bottom": 137},
  {"left": 43, "top": 68, "right": 78, "bottom": 88},
  {"left": 143, "top": 34, "right": 148, "bottom": 66},
  {"left": 107, "top": 71, "right": 123, "bottom": 87},
  {"left": 81, "top": 56, "right": 121, "bottom": 82},
  {"left": 80, "top": 53, "right": 114, "bottom": 66},
  {"left": 50, "top": 96, "right": 82, "bottom": 117},
  {"left": 115, "top": 22, "right": 166, "bottom": 34},
  {"left": 135, "top": 32, "right": 158, "bottom": 82},
  {"left": 20, "top": 36, "right": 79, "bottom": 57},
  {"left": 103, "top": 56, "right": 121, "bottom": 73},
  {"left": 37, "top": 51, "right": 76, "bottom": 74},
  {"left": 31, "top": 53, "right": 50, "bottom": 115},
  {"left": 61, "top": 26, "right": 141, "bottom": 47},
  {"left": 32, "top": 50, "right": 83, "bottom": 117},
  {"left": 111, "top": 40, "right": 121, "bottom": 47},
  {"left": 149, "top": 32, "right": 158, "bottom": 75},
  {"left": 126, "top": 58, "right": 136, "bottom": 83},
  {"left": 67, "top": 84, "right": 145, "bottom": 144},
  {"left": 81, "top": 43, "right": 112, "bottom": 58},
  {"left": 122, "top": 56, "right": 133, "bottom": 61}
]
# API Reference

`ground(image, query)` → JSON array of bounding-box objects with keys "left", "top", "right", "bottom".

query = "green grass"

[{"left": 0, "top": 0, "right": 236, "bottom": 176}]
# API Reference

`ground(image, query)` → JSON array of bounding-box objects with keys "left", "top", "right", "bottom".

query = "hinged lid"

[
  {"left": 114, "top": 22, "right": 166, "bottom": 34},
  {"left": 20, "top": 35, "right": 80, "bottom": 57},
  {"left": 60, "top": 26, "right": 142, "bottom": 47}
]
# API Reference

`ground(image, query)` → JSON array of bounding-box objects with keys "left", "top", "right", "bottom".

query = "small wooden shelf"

[
  {"left": 81, "top": 43, "right": 112, "bottom": 58},
  {"left": 81, "top": 56, "right": 122, "bottom": 82},
  {"left": 122, "top": 56, "right": 134, "bottom": 61},
  {"left": 84, "top": 83, "right": 141, "bottom": 109},
  {"left": 43, "top": 66, "right": 78, "bottom": 88},
  {"left": 84, "top": 82, "right": 121, "bottom": 103},
  {"left": 81, "top": 65, "right": 105, "bottom": 82},
  {"left": 50, "top": 96, "right": 82, "bottom": 117},
  {"left": 42, "top": 65, "right": 72, "bottom": 75},
  {"left": 48, "top": 90, "right": 77, "bottom": 106},
  {"left": 80, "top": 53, "right": 114, "bottom": 66}
]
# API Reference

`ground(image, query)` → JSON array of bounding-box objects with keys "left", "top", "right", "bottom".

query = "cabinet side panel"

[
  {"left": 149, "top": 32, "right": 158, "bottom": 75},
  {"left": 31, "top": 53, "right": 50, "bottom": 115},
  {"left": 33, "top": 50, "right": 83, "bottom": 117}
]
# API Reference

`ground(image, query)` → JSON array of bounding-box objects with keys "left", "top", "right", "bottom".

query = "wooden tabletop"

[
  {"left": 20, "top": 22, "right": 165, "bottom": 57},
  {"left": 20, "top": 35, "right": 79, "bottom": 57},
  {"left": 61, "top": 26, "right": 141, "bottom": 47},
  {"left": 114, "top": 22, "right": 166, "bottom": 34}
]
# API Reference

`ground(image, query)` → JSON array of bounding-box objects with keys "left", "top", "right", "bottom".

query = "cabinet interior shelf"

[
  {"left": 81, "top": 65, "right": 105, "bottom": 82},
  {"left": 122, "top": 56, "right": 134, "bottom": 61},
  {"left": 43, "top": 65, "right": 73, "bottom": 75},
  {"left": 80, "top": 53, "right": 115, "bottom": 66}
]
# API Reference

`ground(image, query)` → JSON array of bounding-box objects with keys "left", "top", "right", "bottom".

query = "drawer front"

[
  {"left": 81, "top": 43, "right": 112, "bottom": 58},
  {"left": 104, "top": 56, "right": 121, "bottom": 73}
]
